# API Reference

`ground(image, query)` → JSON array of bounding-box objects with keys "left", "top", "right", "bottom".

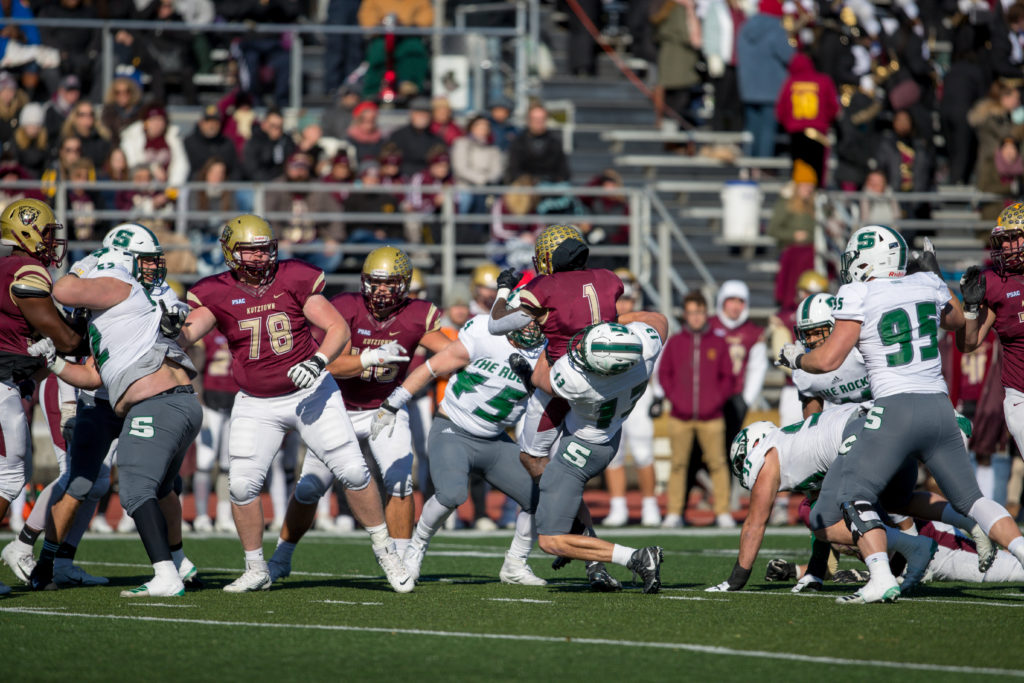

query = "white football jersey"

[
  {"left": 832, "top": 272, "right": 951, "bottom": 399},
  {"left": 754, "top": 403, "right": 861, "bottom": 493},
  {"left": 793, "top": 348, "right": 872, "bottom": 410},
  {"left": 441, "top": 315, "right": 544, "bottom": 438},
  {"left": 550, "top": 322, "right": 663, "bottom": 444}
]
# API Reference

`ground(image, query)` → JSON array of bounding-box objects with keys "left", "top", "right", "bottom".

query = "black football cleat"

[{"left": 626, "top": 546, "right": 664, "bottom": 594}]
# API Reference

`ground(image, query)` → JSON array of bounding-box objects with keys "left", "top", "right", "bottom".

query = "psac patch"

[{"left": 1007, "top": 290, "right": 1020, "bottom": 299}]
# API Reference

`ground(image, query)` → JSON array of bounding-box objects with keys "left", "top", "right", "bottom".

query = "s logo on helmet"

[{"left": 18, "top": 206, "right": 39, "bottom": 226}]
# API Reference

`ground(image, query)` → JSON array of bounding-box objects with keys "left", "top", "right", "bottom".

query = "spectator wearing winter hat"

[
  {"left": 60, "top": 100, "right": 112, "bottom": 169},
  {"left": 100, "top": 67, "right": 143, "bottom": 145},
  {"left": 389, "top": 97, "right": 446, "bottom": 177},
  {"left": 242, "top": 108, "right": 295, "bottom": 182},
  {"left": 43, "top": 74, "right": 80, "bottom": 143},
  {"left": 11, "top": 102, "right": 48, "bottom": 177},
  {"left": 185, "top": 105, "right": 241, "bottom": 180},
  {"left": 120, "top": 103, "right": 189, "bottom": 192},
  {"left": 736, "top": 0, "right": 794, "bottom": 157},
  {"left": 775, "top": 52, "right": 839, "bottom": 185},
  {"left": 378, "top": 142, "right": 405, "bottom": 185},
  {"left": 0, "top": 70, "right": 27, "bottom": 143},
  {"left": 429, "top": 96, "right": 464, "bottom": 146},
  {"left": 265, "top": 151, "right": 345, "bottom": 264},
  {"left": 345, "top": 100, "right": 383, "bottom": 163},
  {"left": 452, "top": 114, "right": 505, "bottom": 215}
]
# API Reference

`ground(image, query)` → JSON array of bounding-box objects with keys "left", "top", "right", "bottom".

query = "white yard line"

[
  {"left": 125, "top": 603, "right": 197, "bottom": 608},
  {"left": 316, "top": 600, "right": 383, "bottom": 606},
  {"left": 485, "top": 598, "right": 553, "bottom": 604},
  {"left": 0, "top": 606, "right": 1019, "bottom": 678},
  {"left": 660, "top": 596, "right": 727, "bottom": 602},
  {"left": 667, "top": 587, "right": 1024, "bottom": 608},
  {"left": 74, "top": 561, "right": 377, "bottom": 580}
]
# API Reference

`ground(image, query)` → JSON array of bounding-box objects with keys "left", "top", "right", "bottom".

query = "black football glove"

[
  {"left": 765, "top": 558, "right": 797, "bottom": 582},
  {"left": 497, "top": 267, "right": 520, "bottom": 291},
  {"left": 907, "top": 237, "right": 942, "bottom": 277},
  {"left": 960, "top": 266, "right": 986, "bottom": 318},
  {"left": 648, "top": 399, "right": 664, "bottom": 419}
]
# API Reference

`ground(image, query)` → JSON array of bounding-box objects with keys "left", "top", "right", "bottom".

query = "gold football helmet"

[
  {"left": 220, "top": 214, "right": 278, "bottom": 286},
  {"left": 993, "top": 203, "right": 1024, "bottom": 276},
  {"left": 471, "top": 263, "right": 500, "bottom": 289},
  {"left": 409, "top": 267, "right": 425, "bottom": 297},
  {"left": 614, "top": 267, "right": 637, "bottom": 299},
  {"left": 796, "top": 270, "right": 828, "bottom": 296},
  {"left": 0, "top": 198, "right": 65, "bottom": 267},
  {"left": 361, "top": 246, "right": 412, "bottom": 318},
  {"left": 534, "top": 224, "right": 587, "bottom": 275}
]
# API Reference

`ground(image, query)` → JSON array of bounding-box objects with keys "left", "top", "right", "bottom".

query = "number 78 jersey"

[
  {"left": 550, "top": 322, "right": 663, "bottom": 444},
  {"left": 833, "top": 271, "right": 950, "bottom": 399}
]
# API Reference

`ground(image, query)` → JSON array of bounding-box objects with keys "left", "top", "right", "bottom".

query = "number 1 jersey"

[{"left": 832, "top": 272, "right": 950, "bottom": 399}]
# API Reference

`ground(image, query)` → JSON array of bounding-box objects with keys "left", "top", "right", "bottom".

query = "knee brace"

[
  {"left": 228, "top": 473, "right": 264, "bottom": 506},
  {"left": 294, "top": 473, "right": 330, "bottom": 505},
  {"left": 66, "top": 475, "right": 97, "bottom": 501},
  {"left": 87, "top": 464, "right": 111, "bottom": 501},
  {"left": 381, "top": 455, "right": 414, "bottom": 498},
  {"left": 840, "top": 500, "right": 885, "bottom": 543},
  {"left": 433, "top": 483, "right": 469, "bottom": 510}
]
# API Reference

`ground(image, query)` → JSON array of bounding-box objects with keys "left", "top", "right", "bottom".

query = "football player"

[
  {"left": 0, "top": 199, "right": 84, "bottom": 596},
  {"left": 707, "top": 407, "right": 991, "bottom": 594},
  {"left": 266, "top": 246, "right": 450, "bottom": 577},
  {"left": 180, "top": 216, "right": 411, "bottom": 593},
  {"left": 777, "top": 227, "right": 1024, "bottom": 603},
  {"left": 536, "top": 319, "right": 670, "bottom": 594},
  {"left": 958, "top": 204, "right": 1024, "bottom": 468},
  {"left": 603, "top": 269, "right": 661, "bottom": 528},
  {"left": 370, "top": 312, "right": 548, "bottom": 584},
  {"left": 30, "top": 247, "right": 202, "bottom": 597},
  {"left": 27, "top": 224, "right": 202, "bottom": 591},
  {"left": 468, "top": 262, "right": 500, "bottom": 316},
  {"left": 488, "top": 224, "right": 626, "bottom": 589}
]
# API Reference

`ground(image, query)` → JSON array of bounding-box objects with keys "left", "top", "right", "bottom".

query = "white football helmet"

[
  {"left": 567, "top": 322, "right": 644, "bottom": 376},
  {"left": 94, "top": 246, "right": 140, "bottom": 281},
  {"left": 729, "top": 421, "right": 776, "bottom": 490},
  {"left": 840, "top": 225, "right": 908, "bottom": 284},
  {"left": 794, "top": 293, "right": 836, "bottom": 349},
  {"left": 103, "top": 223, "right": 166, "bottom": 290}
]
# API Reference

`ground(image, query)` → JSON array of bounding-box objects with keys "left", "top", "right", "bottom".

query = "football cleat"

[
  {"left": 764, "top": 558, "right": 797, "bottom": 582},
  {"left": 191, "top": 514, "right": 213, "bottom": 532},
  {"left": 178, "top": 557, "right": 199, "bottom": 583},
  {"left": 376, "top": 546, "right": 414, "bottom": 593},
  {"left": 836, "top": 576, "right": 900, "bottom": 604},
  {"left": 52, "top": 564, "right": 109, "bottom": 588},
  {"left": 968, "top": 524, "right": 998, "bottom": 574},
  {"left": 474, "top": 517, "right": 498, "bottom": 531},
  {"left": 716, "top": 513, "right": 737, "bottom": 528},
  {"left": 586, "top": 562, "right": 622, "bottom": 592},
  {"left": 641, "top": 500, "right": 662, "bottom": 528},
  {"left": 661, "top": 513, "right": 684, "bottom": 529},
  {"left": 2, "top": 541, "right": 36, "bottom": 584},
  {"left": 223, "top": 562, "right": 272, "bottom": 593},
  {"left": 499, "top": 555, "right": 547, "bottom": 586},
  {"left": 213, "top": 515, "right": 236, "bottom": 534},
  {"left": 28, "top": 560, "right": 53, "bottom": 591},
  {"left": 402, "top": 536, "right": 429, "bottom": 582},
  {"left": 90, "top": 516, "right": 114, "bottom": 533},
  {"left": 333, "top": 515, "right": 356, "bottom": 532},
  {"left": 626, "top": 546, "right": 664, "bottom": 594},
  {"left": 602, "top": 505, "right": 628, "bottom": 528},
  {"left": 120, "top": 578, "right": 185, "bottom": 598},
  {"left": 899, "top": 536, "right": 938, "bottom": 595},
  {"left": 117, "top": 515, "right": 136, "bottom": 533},
  {"left": 268, "top": 559, "right": 291, "bottom": 583}
]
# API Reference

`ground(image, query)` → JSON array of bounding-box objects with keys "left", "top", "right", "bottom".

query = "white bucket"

[{"left": 721, "top": 180, "right": 762, "bottom": 243}]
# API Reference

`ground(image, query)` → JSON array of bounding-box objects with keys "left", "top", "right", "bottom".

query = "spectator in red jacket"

[
  {"left": 775, "top": 51, "right": 839, "bottom": 185},
  {"left": 656, "top": 291, "right": 736, "bottom": 528}
]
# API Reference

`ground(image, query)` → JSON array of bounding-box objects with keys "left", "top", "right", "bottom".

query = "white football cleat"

[
  {"left": 376, "top": 546, "right": 414, "bottom": 593},
  {"left": 191, "top": 514, "right": 213, "bottom": 532},
  {"left": 661, "top": 513, "right": 684, "bottom": 529},
  {"left": 602, "top": 504, "right": 628, "bottom": 528},
  {"left": 313, "top": 515, "right": 337, "bottom": 532},
  {"left": 116, "top": 515, "right": 136, "bottom": 533},
  {"left": 178, "top": 557, "right": 199, "bottom": 584},
  {"left": 213, "top": 516, "right": 236, "bottom": 534},
  {"left": 2, "top": 541, "right": 36, "bottom": 584},
  {"left": 268, "top": 558, "right": 291, "bottom": 582},
  {"left": 223, "top": 562, "right": 271, "bottom": 593},
  {"left": 89, "top": 516, "right": 114, "bottom": 534},
  {"left": 333, "top": 514, "right": 355, "bottom": 532},
  {"left": 899, "top": 536, "right": 938, "bottom": 594},
  {"left": 716, "top": 513, "right": 737, "bottom": 528},
  {"left": 121, "top": 577, "right": 185, "bottom": 598},
  {"left": 474, "top": 517, "right": 498, "bottom": 531},
  {"left": 53, "top": 564, "right": 109, "bottom": 588},
  {"left": 836, "top": 575, "right": 900, "bottom": 604},
  {"left": 499, "top": 555, "right": 547, "bottom": 586},
  {"left": 968, "top": 523, "right": 997, "bottom": 574},
  {"left": 641, "top": 500, "right": 662, "bottom": 528},
  {"left": 402, "top": 536, "right": 428, "bottom": 582}
]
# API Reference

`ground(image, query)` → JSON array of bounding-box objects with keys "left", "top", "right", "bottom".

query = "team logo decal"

[
  {"left": 222, "top": 225, "right": 233, "bottom": 243},
  {"left": 18, "top": 205, "right": 39, "bottom": 226}
]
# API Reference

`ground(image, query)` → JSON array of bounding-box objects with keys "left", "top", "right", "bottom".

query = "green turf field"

[{"left": 2, "top": 528, "right": 1023, "bottom": 682}]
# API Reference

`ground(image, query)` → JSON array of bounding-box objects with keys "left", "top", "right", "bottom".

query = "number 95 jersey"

[
  {"left": 186, "top": 260, "right": 325, "bottom": 398},
  {"left": 550, "top": 322, "right": 663, "bottom": 444},
  {"left": 833, "top": 271, "right": 950, "bottom": 399}
]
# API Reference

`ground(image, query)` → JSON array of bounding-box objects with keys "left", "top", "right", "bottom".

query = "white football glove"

[
  {"left": 370, "top": 403, "right": 399, "bottom": 440},
  {"left": 705, "top": 580, "right": 733, "bottom": 592},
  {"left": 69, "top": 251, "right": 101, "bottom": 278},
  {"left": 792, "top": 574, "right": 823, "bottom": 593},
  {"left": 775, "top": 343, "right": 804, "bottom": 370},
  {"left": 360, "top": 341, "right": 409, "bottom": 369},
  {"left": 287, "top": 352, "right": 328, "bottom": 389},
  {"left": 28, "top": 337, "right": 65, "bottom": 373}
]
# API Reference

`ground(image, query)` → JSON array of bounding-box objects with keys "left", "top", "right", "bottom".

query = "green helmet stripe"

[
  {"left": 591, "top": 343, "right": 643, "bottom": 352},
  {"left": 879, "top": 225, "right": 907, "bottom": 269},
  {"left": 800, "top": 295, "right": 815, "bottom": 324}
]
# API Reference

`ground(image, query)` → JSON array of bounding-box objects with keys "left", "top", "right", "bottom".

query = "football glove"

[
  {"left": 68, "top": 251, "right": 101, "bottom": 278},
  {"left": 648, "top": 399, "right": 664, "bottom": 419},
  {"left": 159, "top": 300, "right": 188, "bottom": 338},
  {"left": 370, "top": 402, "right": 399, "bottom": 440},
  {"left": 497, "top": 267, "right": 520, "bottom": 291},
  {"left": 28, "top": 337, "right": 65, "bottom": 373},
  {"left": 287, "top": 352, "right": 328, "bottom": 389},
  {"left": 776, "top": 343, "right": 804, "bottom": 370},
  {"left": 907, "top": 237, "right": 942, "bottom": 277},
  {"left": 764, "top": 558, "right": 797, "bottom": 582},
  {"left": 705, "top": 580, "right": 734, "bottom": 592},
  {"left": 791, "top": 574, "right": 823, "bottom": 593},
  {"left": 704, "top": 562, "right": 750, "bottom": 591},
  {"left": 360, "top": 341, "right": 409, "bottom": 369},
  {"left": 960, "top": 266, "right": 986, "bottom": 320}
]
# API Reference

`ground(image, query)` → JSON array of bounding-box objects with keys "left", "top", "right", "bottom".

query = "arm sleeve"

[
  {"left": 832, "top": 282, "right": 867, "bottom": 322},
  {"left": 742, "top": 340, "right": 768, "bottom": 407}
]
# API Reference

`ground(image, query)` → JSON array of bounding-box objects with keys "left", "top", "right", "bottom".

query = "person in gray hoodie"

[{"left": 736, "top": 0, "right": 794, "bottom": 157}]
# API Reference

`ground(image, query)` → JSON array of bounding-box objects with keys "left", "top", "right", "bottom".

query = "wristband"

[
  {"left": 425, "top": 358, "right": 438, "bottom": 378},
  {"left": 794, "top": 353, "right": 804, "bottom": 370},
  {"left": 495, "top": 287, "right": 510, "bottom": 304},
  {"left": 313, "top": 352, "right": 328, "bottom": 369},
  {"left": 51, "top": 356, "right": 67, "bottom": 374},
  {"left": 385, "top": 385, "right": 413, "bottom": 410},
  {"left": 963, "top": 310, "right": 978, "bottom": 320},
  {"left": 727, "top": 562, "right": 751, "bottom": 590}
]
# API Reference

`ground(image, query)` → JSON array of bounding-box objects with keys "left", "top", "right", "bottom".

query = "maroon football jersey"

[
  {"left": 709, "top": 317, "right": 764, "bottom": 395},
  {"left": 982, "top": 269, "right": 1024, "bottom": 392},
  {"left": 519, "top": 268, "right": 624, "bottom": 362},
  {"left": 331, "top": 292, "right": 442, "bottom": 411},
  {"left": 0, "top": 254, "right": 51, "bottom": 357},
  {"left": 187, "top": 260, "right": 325, "bottom": 397},
  {"left": 200, "top": 329, "right": 240, "bottom": 394}
]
